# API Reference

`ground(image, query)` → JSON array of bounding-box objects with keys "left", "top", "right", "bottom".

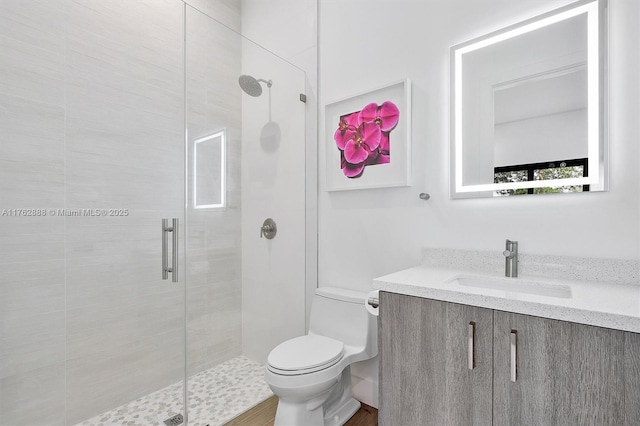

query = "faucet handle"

[
  {"left": 503, "top": 239, "right": 519, "bottom": 277},
  {"left": 504, "top": 239, "right": 518, "bottom": 254}
]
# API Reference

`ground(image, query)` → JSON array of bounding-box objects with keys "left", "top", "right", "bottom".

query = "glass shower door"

[
  {"left": 0, "top": 1, "right": 187, "bottom": 424},
  {"left": 184, "top": 6, "right": 307, "bottom": 425},
  {"left": 59, "top": 1, "right": 188, "bottom": 423}
]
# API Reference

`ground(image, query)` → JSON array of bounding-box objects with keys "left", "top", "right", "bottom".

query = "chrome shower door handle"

[
  {"left": 171, "top": 218, "right": 178, "bottom": 282},
  {"left": 162, "top": 218, "right": 179, "bottom": 282},
  {"left": 162, "top": 219, "right": 169, "bottom": 280}
]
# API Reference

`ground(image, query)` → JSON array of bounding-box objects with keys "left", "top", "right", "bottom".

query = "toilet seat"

[{"left": 267, "top": 335, "right": 344, "bottom": 376}]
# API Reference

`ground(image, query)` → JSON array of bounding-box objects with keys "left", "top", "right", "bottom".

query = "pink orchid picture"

[
  {"left": 325, "top": 79, "right": 410, "bottom": 191},
  {"left": 334, "top": 101, "right": 399, "bottom": 178}
]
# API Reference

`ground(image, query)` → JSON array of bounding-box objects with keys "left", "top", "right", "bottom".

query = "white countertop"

[{"left": 373, "top": 265, "right": 640, "bottom": 333}]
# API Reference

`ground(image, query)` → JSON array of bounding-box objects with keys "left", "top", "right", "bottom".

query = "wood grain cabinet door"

[
  {"left": 493, "top": 311, "right": 640, "bottom": 426},
  {"left": 379, "top": 292, "right": 493, "bottom": 426}
]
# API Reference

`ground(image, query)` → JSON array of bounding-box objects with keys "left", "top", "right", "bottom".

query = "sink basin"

[{"left": 449, "top": 275, "right": 572, "bottom": 298}]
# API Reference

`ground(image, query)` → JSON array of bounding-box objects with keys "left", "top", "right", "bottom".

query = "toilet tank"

[{"left": 308, "top": 287, "right": 377, "bottom": 358}]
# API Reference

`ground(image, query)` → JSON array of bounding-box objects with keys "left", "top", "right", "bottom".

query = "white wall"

[{"left": 494, "top": 109, "right": 587, "bottom": 167}]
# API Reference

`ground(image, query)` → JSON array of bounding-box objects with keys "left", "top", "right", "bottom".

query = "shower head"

[{"left": 238, "top": 75, "right": 272, "bottom": 97}]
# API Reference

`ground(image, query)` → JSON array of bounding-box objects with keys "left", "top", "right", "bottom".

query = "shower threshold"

[{"left": 77, "top": 356, "right": 273, "bottom": 426}]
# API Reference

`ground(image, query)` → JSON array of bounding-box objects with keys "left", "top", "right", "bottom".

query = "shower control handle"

[{"left": 260, "top": 218, "right": 277, "bottom": 239}]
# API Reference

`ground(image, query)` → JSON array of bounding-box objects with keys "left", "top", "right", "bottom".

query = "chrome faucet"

[{"left": 503, "top": 239, "right": 518, "bottom": 277}]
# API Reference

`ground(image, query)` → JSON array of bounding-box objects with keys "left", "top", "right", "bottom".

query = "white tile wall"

[
  {"left": 0, "top": 0, "right": 67, "bottom": 423},
  {"left": 185, "top": 4, "right": 244, "bottom": 378}
]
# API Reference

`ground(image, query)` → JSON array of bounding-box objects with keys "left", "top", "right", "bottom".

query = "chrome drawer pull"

[
  {"left": 468, "top": 322, "right": 476, "bottom": 370},
  {"left": 510, "top": 330, "right": 518, "bottom": 382}
]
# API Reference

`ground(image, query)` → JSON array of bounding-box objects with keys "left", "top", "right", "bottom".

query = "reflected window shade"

[{"left": 193, "top": 130, "right": 226, "bottom": 209}]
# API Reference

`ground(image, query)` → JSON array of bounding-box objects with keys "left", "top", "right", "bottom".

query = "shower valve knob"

[{"left": 260, "top": 218, "right": 277, "bottom": 239}]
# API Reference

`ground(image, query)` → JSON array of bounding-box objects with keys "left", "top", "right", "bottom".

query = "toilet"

[{"left": 264, "top": 287, "right": 377, "bottom": 426}]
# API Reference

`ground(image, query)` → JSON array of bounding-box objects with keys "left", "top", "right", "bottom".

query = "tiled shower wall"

[
  {"left": 0, "top": 1, "right": 242, "bottom": 424},
  {"left": 185, "top": 5, "right": 243, "bottom": 375}
]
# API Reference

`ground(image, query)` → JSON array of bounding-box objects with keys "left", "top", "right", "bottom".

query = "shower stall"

[{"left": 0, "top": 1, "right": 307, "bottom": 425}]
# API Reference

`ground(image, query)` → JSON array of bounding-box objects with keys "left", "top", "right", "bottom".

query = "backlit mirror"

[
  {"left": 194, "top": 130, "right": 226, "bottom": 209},
  {"left": 450, "top": 0, "right": 607, "bottom": 198}
]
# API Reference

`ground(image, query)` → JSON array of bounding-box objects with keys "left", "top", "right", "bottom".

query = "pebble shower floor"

[{"left": 77, "top": 356, "right": 273, "bottom": 426}]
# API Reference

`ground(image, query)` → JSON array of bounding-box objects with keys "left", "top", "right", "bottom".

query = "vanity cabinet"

[
  {"left": 493, "top": 311, "right": 640, "bottom": 425},
  {"left": 379, "top": 292, "right": 493, "bottom": 425},
  {"left": 379, "top": 291, "right": 640, "bottom": 426}
]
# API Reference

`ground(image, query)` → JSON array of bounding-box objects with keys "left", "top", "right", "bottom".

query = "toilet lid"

[{"left": 267, "top": 335, "right": 344, "bottom": 375}]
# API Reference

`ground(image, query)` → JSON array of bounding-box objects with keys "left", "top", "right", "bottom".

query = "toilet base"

[
  {"left": 323, "top": 397, "right": 360, "bottom": 426},
  {"left": 273, "top": 395, "right": 361, "bottom": 426},
  {"left": 272, "top": 367, "right": 361, "bottom": 426},
  {"left": 274, "top": 399, "right": 325, "bottom": 426}
]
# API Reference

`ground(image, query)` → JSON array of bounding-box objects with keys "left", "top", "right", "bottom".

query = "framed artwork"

[{"left": 325, "top": 79, "right": 411, "bottom": 191}]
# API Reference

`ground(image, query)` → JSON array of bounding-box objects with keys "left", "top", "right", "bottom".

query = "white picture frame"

[{"left": 325, "top": 79, "right": 411, "bottom": 191}]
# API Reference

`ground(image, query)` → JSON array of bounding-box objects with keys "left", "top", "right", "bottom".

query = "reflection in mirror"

[
  {"left": 451, "top": 0, "right": 606, "bottom": 198},
  {"left": 194, "top": 130, "right": 226, "bottom": 209}
]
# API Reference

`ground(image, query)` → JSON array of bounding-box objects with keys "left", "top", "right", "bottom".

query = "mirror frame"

[{"left": 450, "top": 0, "right": 607, "bottom": 198}]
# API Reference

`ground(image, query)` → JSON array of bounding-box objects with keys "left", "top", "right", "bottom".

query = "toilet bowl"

[{"left": 264, "top": 287, "right": 377, "bottom": 426}]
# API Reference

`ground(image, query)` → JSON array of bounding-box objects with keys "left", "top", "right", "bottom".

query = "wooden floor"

[{"left": 225, "top": 395, "right": 378, "bottom": 426}]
